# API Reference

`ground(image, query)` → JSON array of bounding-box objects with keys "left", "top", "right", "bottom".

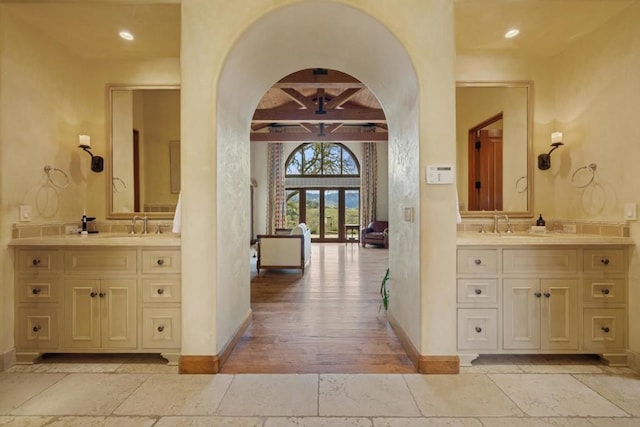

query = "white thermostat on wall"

[{"left": 426, "top": 165, "right": 454, "bottom": 184}]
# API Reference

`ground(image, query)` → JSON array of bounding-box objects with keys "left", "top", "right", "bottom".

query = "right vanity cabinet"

[{"left": 457, "top": 244, "right": 629, "bottom": 366}]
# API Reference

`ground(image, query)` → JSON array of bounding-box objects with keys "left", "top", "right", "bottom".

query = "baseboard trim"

[
  {"left": 1, "top": 348, "right": 16, "bottom": 372},
  {"left": 628, "top": 350, "right": 640, "bottom": 374},
  {"left": 387, "top": 312, "right": 459, "bottom": 374},
  {"left": 179, "top": 311, "right": 252, "bottom": 374}
]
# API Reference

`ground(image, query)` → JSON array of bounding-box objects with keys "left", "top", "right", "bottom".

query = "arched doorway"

[{"left": 178, "top": 1, "right": 457, "bottom": 374}]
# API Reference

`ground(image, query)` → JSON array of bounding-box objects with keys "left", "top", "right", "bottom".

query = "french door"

[{"left": 285, "top": 188, "right": 360, "bottom": 242}]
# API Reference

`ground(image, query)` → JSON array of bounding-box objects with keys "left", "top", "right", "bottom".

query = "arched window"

[
  {"left": 284, "top": 143, "right": 360, "bottom": 242},
  {"left": 285, "top": 143, "right": 359, "bottom": 176}
]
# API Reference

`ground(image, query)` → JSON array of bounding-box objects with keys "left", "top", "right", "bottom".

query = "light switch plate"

[
  {"left": 624, "top": 203, "right": 637, "bottom": 220},
  {"left": 19, "top": 205, "right": 32, "bottom": 222}
]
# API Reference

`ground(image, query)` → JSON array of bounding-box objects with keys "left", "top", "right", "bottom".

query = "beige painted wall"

[{"left": 552, "top": 2, "right": 640, "bottom": 353}]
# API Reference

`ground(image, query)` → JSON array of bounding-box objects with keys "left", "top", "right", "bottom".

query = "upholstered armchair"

[{"left": 361, "top": 221, "right": 389, "bottom": 248}]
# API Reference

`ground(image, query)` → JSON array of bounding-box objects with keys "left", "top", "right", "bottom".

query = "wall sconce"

[
  {"left": 78, "top": 135, "right": 104, "bottom": 173},
  {"left": 538, "top": 132, "right": 564, "bottom": 170}
]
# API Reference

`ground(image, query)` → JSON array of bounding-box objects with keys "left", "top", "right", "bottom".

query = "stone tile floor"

[{"left": 0, "top": 354, "right": 639, "bottom": 426}]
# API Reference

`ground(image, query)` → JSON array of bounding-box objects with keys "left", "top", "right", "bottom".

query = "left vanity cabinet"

[
  {"left": 15, "top": 249, "right": 63, "bottom": 359},
  {"left": 13, "top": 238, "right": 181, "bottom": 364}
]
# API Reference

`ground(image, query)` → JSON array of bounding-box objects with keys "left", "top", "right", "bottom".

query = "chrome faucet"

[
  {"left": 493, "top": 213, "right": 512, "bottom": 234},
  {"left": 130, "top": 215, "right": 149, "bottom": 234}
]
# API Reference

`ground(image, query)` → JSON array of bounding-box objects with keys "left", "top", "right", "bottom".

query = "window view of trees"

[{"left": 285, "top": 143, "right": 360, "bottom": 240}]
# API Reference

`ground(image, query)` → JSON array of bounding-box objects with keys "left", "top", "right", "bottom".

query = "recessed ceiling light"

[
  {"left": 505, "top": 29, "right": 520, "bottom": 39},
  {"left": 119, "top": 31, "right": 134, "bottom": 41}
]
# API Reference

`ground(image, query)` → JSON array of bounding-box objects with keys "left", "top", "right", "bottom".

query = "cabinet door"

[
  {"left": 503, "top": 279, "right": 540, "bottom": 350},
  {"left": 540, "top": 279, "right": 578, "bottom": 350},
  {"left": 64, "top": 279, "right": 101, "bottom": 348},
  {"left": 101, "top": 279, "right": 137, "bottom": 348}
]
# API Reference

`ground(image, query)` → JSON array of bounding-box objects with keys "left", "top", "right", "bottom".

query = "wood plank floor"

[{"left": 221, "top": 243, "right": 416, "bottom": 374}]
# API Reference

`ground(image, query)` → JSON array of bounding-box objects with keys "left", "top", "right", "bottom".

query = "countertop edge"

[
  {"left": 8, "top": 233, "right": 181, "bottom": 247},
  {"left": 457, "top": 232, "right": 634, "bottom": 246}
]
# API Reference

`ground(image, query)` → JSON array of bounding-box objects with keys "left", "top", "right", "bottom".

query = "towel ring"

[
  {"left": 571, "top": 163, "right": 597, "bottom": 188},
  {"left": 43, "top": 165, "right": 69, "bottom": 189},
  {"left": 515, "top": 176, "right": 528, "bottom": 194},
  {"left": 112, "top": 177, "right": 127, "bottom": 193}
]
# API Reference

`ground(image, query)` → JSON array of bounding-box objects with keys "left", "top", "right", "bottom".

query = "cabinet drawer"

[
  {"left": 457, "top": 279, "right": 498, "bottom": 305},
  {"left": 65, "top": 250, "right": 137, "bottom": 274},
  {"left": 583, "top": 308, "right": 625, "bottom": 352},
  {"left": 142, "top": 308, "right": 181, "bottom": 349},
  {"left": 16, "top": 249, "right": 61, "bottom": 273},
  {"left": 583, "top": 249, "right": 625, "bottom": 274},
  {"left": 142, "top": 277, "right": 181, "bottom": 303},
  {"left": 503, "top": 249, "right": 577, "bottom": 274},
  {"left": 142, "top": 250, "right": 181, "bottom": 274},
  {"left": 16, "top": 307, "right": 60, "bottom": 350},
  {"left": 583, "top": 278, "right": 625, "bottom": 305},
  {"left": 457, "top": 249, "right": 497, "bottom": 274},
  {"left": 457, "top": 309, "right": 497, "bottom": 350},
  {"left": 17, "top": 277, "right": 62, "bottom": 303}
]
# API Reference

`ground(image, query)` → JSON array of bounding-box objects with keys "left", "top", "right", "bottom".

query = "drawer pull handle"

[
  {"left": 601, "top": 326, "right": 610, "bottom": 333},
  {"left": 90, "top": 292, "right": 98, "bottom": 298},
  {"left": 32, "top": 325, "right": 41, "bottom": 333},
  {"left": 534, "top": 292, "right": 542, "bottom": 298},
  {"left": 99, "top": 292, "right": 105, "bottom": 298},
  {"left": 601, "top": 258, "right": 610, "bottom": 265},
  {"left": 32, "top": 258, "right": 41, "bottom": 266},
  {"left": 157, "top": 259, "right": 165, "bottom": 266},
  {"left": 544, "top": 292, "right": 551, "bottom": 298},
  {"left": 474, "top": 326, "right": 482, "bottom": 333},
  {"left": 601, "top": 288, "right": 610, "bottom": 295},
  {"left": 157, "top": 288, "right": 165, "bottom": 295},
  {"left": 32, "top": 288, "right": 41, "bottom": 295},
  {"left": 474, "top": 259, "right": 482, "bottom": 265},
  {"left": 474, "top": 288, "right": 482, "bottom": 295},
  {"left": 157, "top": 325, "right": 165, "bottom": 332}
]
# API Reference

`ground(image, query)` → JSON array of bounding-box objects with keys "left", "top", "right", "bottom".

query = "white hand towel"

[{"left": 172, "top": 192, "right": 182, "bottom": 234}]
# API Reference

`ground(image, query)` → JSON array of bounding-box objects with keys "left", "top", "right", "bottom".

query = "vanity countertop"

[
  {"left": 457, "top": 231, "right": 634, "bottom": 246},
  {"left": 9, "top": 232, "right": 181, "bottom": 247}
]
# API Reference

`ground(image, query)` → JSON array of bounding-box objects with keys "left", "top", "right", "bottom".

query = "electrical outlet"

[
  {"left": 19, "top": 205, "right": 32, "bottom": 222},
  {"left": 624, "top": 203, "right": 637, "bottom": 221},
  {"left": 563, "top": 224, "right": 577, "bottom": 233}
]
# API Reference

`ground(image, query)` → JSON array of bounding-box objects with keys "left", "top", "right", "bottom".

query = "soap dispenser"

[{"left": 536, "top": 214, "right": 546, "bottom": 226}]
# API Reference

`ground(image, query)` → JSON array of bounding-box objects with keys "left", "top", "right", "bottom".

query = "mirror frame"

[
  {"left": 106, "top": 84, "right": 180, "bottom": 220},
  {"left": 456, "top": 80, "right": 534, "bottom": 218}
]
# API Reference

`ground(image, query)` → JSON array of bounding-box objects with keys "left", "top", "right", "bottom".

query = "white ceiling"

[{"left": 2, "top": 0, "right": 637, "bottom": 59}]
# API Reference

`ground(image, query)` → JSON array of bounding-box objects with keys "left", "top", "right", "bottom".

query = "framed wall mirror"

[
  {"left": 106, "top": 84, "right": 181, "bottom": 219},
  {"left": 456, "top": 81, "right": 533, "bottom": 218}
]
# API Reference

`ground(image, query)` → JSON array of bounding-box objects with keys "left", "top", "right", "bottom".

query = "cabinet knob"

[
  {"left": 544, "top": 292, "right": 551, "bottom": 298},
  {"left": 99, "top": 292, "right": 105, "bottom": 298},
  {"left": 157, "top": 325, "right": 165, "bottom": 332},
  {"left": 601, "top": 288, "right": 610, "bottom": 295},
  {"left": 600, "top": 258, "right": 610, "bottom": 265},
  {"left": 474, "top": 288, "right": 482, "bottom": 295},
  {"left": 601, "top": 326, "right": 610, "bottom": 333},
  {"left": 32, "top": 325, "right": 41, "bottom": 333},
  {"left": 90, "top": 291, "right": 97, "bottom": 298},
  {"left": 474, "top": 326, "right": 482, "bottom": 333},
  {"left": 474, "top": 258, "right": 482, "bottom": 265},
  {"left": 534, "top": 292, "right": 542, "bottom": 298},
  {"left": 157, "top": 259, "right": 165, "bottom": 266},
  {"left": 32, "top": 258, "right": 41, "bottom": 266},
  {"left": 32, "top": 288, "right": 41, "bottom": 295},
  {"left": 157, "top": 288, "right": 165, "bottom": 295}
]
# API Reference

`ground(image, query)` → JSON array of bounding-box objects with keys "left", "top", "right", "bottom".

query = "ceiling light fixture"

[
  {"left": 504, "top": 29, "right": 520, "bottom": 39},
  {"left": 119, "top": 31, "right": 134, "bottom": 41}
]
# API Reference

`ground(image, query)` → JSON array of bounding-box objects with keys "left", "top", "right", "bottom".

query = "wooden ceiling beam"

[
  {"left": 324, "top": 88, "right": 362, "bottom": 109},
  {"left": 250, "top": 131, "right": 388, "bottom": 143},
  {"left": 252, "top": 108, "right": 386, "bottom": 123},
  {"left": 274, "top": 69, "right": 366, "bottom": 89},
  {"left": 280, "top": 88, "right": 315, "bottom": 109}
]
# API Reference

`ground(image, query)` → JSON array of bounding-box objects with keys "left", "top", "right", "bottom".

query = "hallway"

[{"left": 222, "top": 243, "right": 415, "bottom": 373}]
